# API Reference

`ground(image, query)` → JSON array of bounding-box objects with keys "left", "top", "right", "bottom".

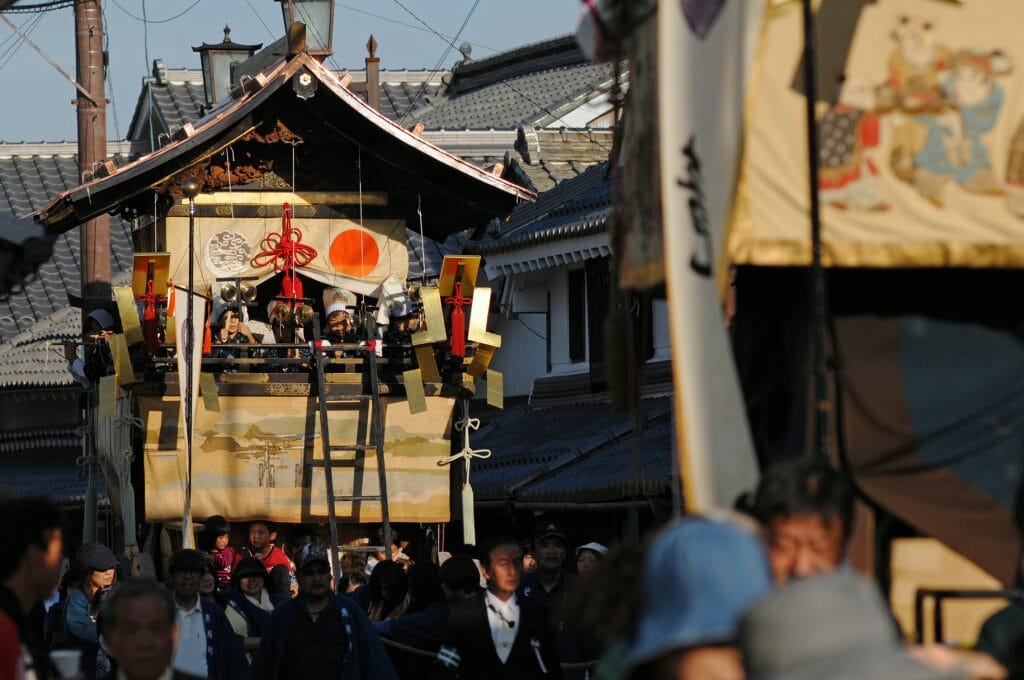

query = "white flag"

[
  {"left": 175, "top": 292, "right": 206, "bottom": 547},
  {"left": 658, "top": 0, "right": 765, "bottom": 510}
]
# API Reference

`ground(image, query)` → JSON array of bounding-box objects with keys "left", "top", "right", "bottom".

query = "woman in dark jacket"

[{"left": 63, "top": 542, "right": 118, "bottom": 679}]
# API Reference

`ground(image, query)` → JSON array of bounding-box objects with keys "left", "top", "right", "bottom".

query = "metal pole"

[
  {"left": 801, "top": 0, "right": 830, "bottom": 458},
  {"left": 180, "top": 180, "right": 201, "bottom": 548}
]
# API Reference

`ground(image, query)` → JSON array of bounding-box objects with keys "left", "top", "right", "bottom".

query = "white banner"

[
  {"left": 175, "top": 291, "right": 206, "bottom": 547},
  {"left": 658, "top": 0, "right": 764, "bottom": 510}
]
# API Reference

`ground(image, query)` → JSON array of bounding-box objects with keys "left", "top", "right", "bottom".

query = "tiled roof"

[
  {"left": 0, "top": 445, "right": 107, "bottom": 505},
  {"left": 0, "top": 143, "right": 137, "bottom": 343},
  {"left": 129, "top": 35, "right": 614, "bottom": 136},
  {"left": 412, "top": 35, "right": 616, "bottom": 130},
  {"left": 127, "top": 63, "right": 445, "bottom": 142},
  {"left": 0, "top": 305, "right": 79, "bottom": 386},
  {"left": 469, "top": 395, "right": 674, "bottom": 503},
  {"left": 407, "top": 229, "right": 469, "bottom": 282},
  {"left": 471, "top": 159, "right": 611, "bottom": 256}
]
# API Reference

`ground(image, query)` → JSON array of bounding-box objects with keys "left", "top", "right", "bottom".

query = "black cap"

[
  {"left": 531, "top": 520, "right": 568, "bottom": 545},
  {"left": 231, "top": 556, "right": 266, "bottom": 586},
  {"left": 77, "top": 542, "right": 118, "bottom": 573},
  {"left": 294, "top": 543, "right": 330, "bottom": 573},
  {"left": 169, "top": 549, "right": 208, "bottom": 573}
]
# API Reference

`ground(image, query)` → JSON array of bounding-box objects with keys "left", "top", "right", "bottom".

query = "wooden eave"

[{"left": 38, "top": 53, "right": 534, "bottom": 239}]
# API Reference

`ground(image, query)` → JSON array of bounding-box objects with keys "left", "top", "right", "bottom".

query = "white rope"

[
  {"left": 437, "top": 399, "right": 491, "bottom": 484},
  {"left": 224, "top": 146, "right": 235, "bottom": 219},
  {"left": 358, "top": 147, "right": 365, "bottom": 275},
  {"left": 417, "top": 194, "right": 426, "bottom": 286}
]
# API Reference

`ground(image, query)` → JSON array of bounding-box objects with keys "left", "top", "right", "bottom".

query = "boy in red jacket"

[{"left": 233, "top": 521, "right": 293, "bottom": 597}]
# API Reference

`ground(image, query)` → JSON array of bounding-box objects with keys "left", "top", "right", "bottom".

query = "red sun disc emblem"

[{"left": 329, "top": 229, "right": 380, "bottom": 277}]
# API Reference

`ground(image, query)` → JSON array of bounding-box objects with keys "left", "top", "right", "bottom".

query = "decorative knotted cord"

[
  {"left": 444, "top": 279, "right": 472, "bottom": 357},
  {"left": 437, "top": 399, "right": 491, "bottom": 483},
  {"left": 251, "top": 202, "right": 318, "bottom": 300},
  {"left": 438, "top": 400, "right": 490, "bottom": 544},
  {"left": 137, "top": 278, "right": 165, "bottom": 352}
]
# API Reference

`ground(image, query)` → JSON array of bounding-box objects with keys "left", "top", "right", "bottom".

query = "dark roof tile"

[
  {"left": 470, "top": 396, "right": 673, "bottom": 502},
  {"left": 471, "top": 160, "right": 611, "bottom": 255},
  {"left": 0, "top": 145, "right": 135, "bottom": 342},
  {"left": 0, "top": 444, "right": 107, "bottom": 505}
]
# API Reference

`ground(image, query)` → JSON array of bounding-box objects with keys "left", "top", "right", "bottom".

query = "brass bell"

[
  {"left": 220, "top": 283, "right": 238, "bottom": 303},
  {"left": 239, "top": 284, "right": 258, "bottom": 304},
  {"left": 272, "top": 302, "right": 292, "bottom": 324},
  {"left": 294, "top": 303, "right": 315, "bottom": 325}
]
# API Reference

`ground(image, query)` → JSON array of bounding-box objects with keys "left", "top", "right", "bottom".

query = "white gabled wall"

[{"left": 481, "top": 263, "right": 671, "bottom": 398}]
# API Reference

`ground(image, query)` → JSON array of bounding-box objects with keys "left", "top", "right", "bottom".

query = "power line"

[
  {"left": 389, "top": 0, "right": 461, "bottom": 52},
  {"left": 100, "top": 3, "right": 121, "bottom": 140},
  {"left": 397, "top": 0, "right": 481, "bottom": 125},
  {"left": 244, "top": 0, "right": 276, "bottom": 40},
  {"left": 0, "top": 14, "right": 41, "bottom": 68},
  {"left": 107, "top": 0, "right": 204, "bottom": 24},
  {"left": 335, "top": 2, "right": 497, "bottom": 53}
]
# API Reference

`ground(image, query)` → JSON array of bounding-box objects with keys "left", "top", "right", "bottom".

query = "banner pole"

[
  {"left": 181, "top": 179, "right": 201, "bottom": 548},
  {"left": 801, "top": 0, "right": 831, "bottom": 459}
]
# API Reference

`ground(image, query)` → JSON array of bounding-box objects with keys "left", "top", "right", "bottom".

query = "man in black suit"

[{"left": 434, "top": 537, "right": 562, "bottom": 679}]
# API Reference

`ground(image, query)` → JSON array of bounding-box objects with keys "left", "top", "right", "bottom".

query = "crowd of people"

[
  {"left": 2, "top": 458, "right": 1023, "bottom": 679},
  {"left": 73, "top": 283, "right": 424, "bottom": 387}
]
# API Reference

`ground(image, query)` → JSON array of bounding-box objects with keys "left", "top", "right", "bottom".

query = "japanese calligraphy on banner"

[
  {"left": 729, "top": 0, "right": 1024, "bottom": 268},
  {"left": 658, "top": 0, "right": 764, "bottom": 511}
]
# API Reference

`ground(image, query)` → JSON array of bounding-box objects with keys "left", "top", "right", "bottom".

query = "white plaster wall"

[{"left": 482, "top": 266, "right": 672, "bottom": 397}]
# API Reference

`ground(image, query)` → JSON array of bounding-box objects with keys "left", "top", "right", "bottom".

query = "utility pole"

[
  {"left": 75, "top": 0, "right": 109, "bottom": 304},
  {"left": 75, "top": 0, "right": 108, "bottom": 545}
]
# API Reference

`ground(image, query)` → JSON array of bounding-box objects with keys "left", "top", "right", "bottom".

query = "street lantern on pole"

[{"left": 275, "top": 0, "right": 334, "bottom": 58}]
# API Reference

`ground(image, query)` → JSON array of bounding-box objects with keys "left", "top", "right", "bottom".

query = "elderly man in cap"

[
  {"left": 167, "top": 549, "right": 246, "bottom": 680},
  {"left": 519, "top": 520, "right": 592, "bottom": 679},
  {"left": 249, "top": 542, "right": 397, "bottom": 680}
]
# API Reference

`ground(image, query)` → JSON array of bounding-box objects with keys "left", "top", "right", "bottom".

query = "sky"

[{"left": 0, "top": 0, "right": 583, "bottom": 142}]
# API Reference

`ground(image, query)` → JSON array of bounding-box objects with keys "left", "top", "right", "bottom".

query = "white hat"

[
  {"left": 575, "top": 542, "right": 608, "bottom": 559},
  {"left": 323, "top": 287, "right": 357, "bottom": 317}
]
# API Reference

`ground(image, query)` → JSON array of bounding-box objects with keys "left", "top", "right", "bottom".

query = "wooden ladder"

[{"left": 309, "top": 318, "right": 392, "bottom": 579}]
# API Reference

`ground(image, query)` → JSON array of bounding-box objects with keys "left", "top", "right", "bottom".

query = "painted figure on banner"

[
  {"left": 910, "top": 48, "right": 1010, "bottom": 205},
  {"left": 875, "top": 16, "right": 1011, "bottom": 206},
  {"left": 877, "top": 15, "right": 952, "bottom": 116},
  {"left": 881, "top": 15, "right": 954, "bottom": 186},
  {"left": 817, "top": 75, "right": 889, "bottom": 211}
]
